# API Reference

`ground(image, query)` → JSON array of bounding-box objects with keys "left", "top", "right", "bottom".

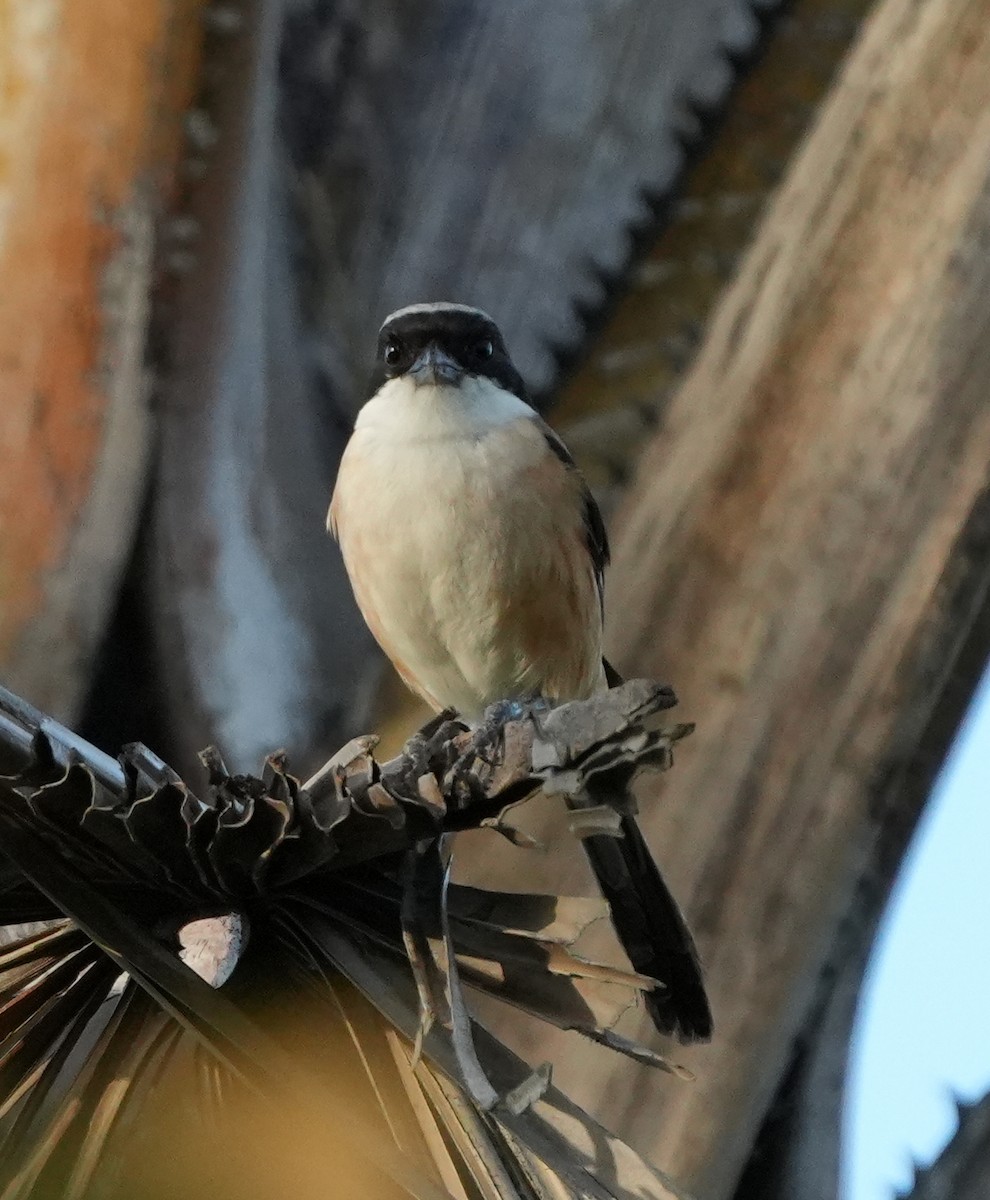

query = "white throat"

[{"left": 355, "top": 374, "right": 533, "bottom": 442}]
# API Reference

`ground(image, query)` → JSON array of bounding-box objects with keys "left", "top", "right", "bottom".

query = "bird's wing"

[
  {"left": 534, "top": 419, "right": 609, "bottom": 616},
  {"left": 533, "top": 419, "right": 624, "bottom": 686}
]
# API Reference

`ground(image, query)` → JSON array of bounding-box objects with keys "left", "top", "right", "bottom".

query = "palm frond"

[{"left": 0, "top": 681, "right": 700, "bottom": 1199}]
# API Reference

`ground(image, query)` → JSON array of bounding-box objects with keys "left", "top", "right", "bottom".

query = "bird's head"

[{"left": 372, "top": 303, "right": 526, "bottom": 399}]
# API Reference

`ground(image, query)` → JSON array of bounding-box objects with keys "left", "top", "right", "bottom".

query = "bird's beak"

[{"left": 409, "top": 342, "right": 464, "bottom": 386}]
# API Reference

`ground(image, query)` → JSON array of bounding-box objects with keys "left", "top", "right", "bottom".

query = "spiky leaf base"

[{"left": 0, "top": 681, "right": 696, "bottom": 1200}]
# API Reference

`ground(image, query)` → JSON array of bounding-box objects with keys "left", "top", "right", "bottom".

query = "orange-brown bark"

[{"left": 0, "top": 0, "right": 205, "bottom": 713}]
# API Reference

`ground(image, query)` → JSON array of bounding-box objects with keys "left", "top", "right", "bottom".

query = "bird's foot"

[{"left": 483, "top": 694, "right": 551, "bottom": 726}]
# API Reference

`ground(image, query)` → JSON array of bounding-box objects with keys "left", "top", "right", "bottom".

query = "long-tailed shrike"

[{"left": 329, "top": 302, "right": 712, "bottom": 1042}]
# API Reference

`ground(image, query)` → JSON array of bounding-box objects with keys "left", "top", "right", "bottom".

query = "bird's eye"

[
  {"left": 384, "top": 338, "right": 402, "bottom": 366},
  {"left": 476, "top": 339, "right": 494, "bottom": 360}
]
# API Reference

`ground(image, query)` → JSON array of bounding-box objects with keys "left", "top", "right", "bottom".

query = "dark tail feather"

[
  {"left": 602, "top": 658, "right": 624, "bottom": 688},
  {"left": 591, "top": 657, "right": 712, "bottom": 1043},
  {"left": 578, "top": 818, "right": 712, "bottom": 1043}
]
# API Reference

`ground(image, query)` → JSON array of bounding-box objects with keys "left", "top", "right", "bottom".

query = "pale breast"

[{"left": 330, "top": 415, "right": 604, "bottom": 717}]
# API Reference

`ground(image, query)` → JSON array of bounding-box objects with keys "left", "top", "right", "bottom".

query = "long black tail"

[
  {"left": 578, "top": 816, "right": 712, "bottom": 1043},
  {"left": 587, "top": 658, "right": 712, "bottom": 1043}
]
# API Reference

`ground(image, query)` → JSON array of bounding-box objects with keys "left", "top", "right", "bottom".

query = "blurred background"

[{"left": 2, "top": 1, "right": 989, "bottom": 1197}]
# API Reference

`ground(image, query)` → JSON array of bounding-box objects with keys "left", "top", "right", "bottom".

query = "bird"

[{"left": 329, "top": 301, "right": 712, "bottom": 1043}]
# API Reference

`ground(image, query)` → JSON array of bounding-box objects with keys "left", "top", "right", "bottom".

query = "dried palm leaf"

[{"left": 0, "top": 681, "right": 700, "bottom": 1199}]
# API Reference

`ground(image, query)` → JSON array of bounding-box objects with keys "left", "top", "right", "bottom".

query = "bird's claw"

[{"left": 483, "top": 694, "right": 551, "bottom": 726}]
